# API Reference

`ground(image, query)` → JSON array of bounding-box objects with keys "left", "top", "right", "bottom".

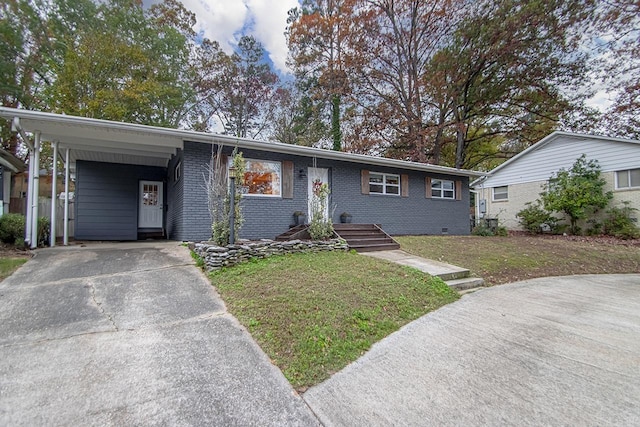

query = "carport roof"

[{"left": 0, "top": 107, "right": 484, "bottom": 178}]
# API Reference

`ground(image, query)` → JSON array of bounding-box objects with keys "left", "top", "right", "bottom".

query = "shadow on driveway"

[{"left": 0, "top": 242, "right": 319, "bottom": 426}]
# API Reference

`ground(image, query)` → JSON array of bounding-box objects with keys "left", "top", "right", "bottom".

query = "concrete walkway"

[
  {"left": 0, "top": 242, "right": 318, "bottom": 426},
  {"left": 303, "top": 274, "right": 640, "bottom": 426}
]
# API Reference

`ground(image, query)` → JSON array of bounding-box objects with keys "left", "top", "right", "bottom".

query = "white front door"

[
  {"left": 308, "top": 167, "right": 329, "bottom": 221},
  {"left": 139, "top": 180, "right": 163, "bottom": 228}
]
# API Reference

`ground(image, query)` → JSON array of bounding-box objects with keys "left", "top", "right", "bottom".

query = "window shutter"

[
  {"left": 361, "top": 170, "right": 370, "bottom": 194},
  {"left": 455, "top": 180, "right": 462, "bottom": 200},
  {"left": 401, "top": 174, "right": 409, "bottom": 197},
  {"left": 282, "top": 161, "right": 294, "bottom": 199},
  {"left": 216, "top": 153, "right": 228, "bottom": 187},
  {"left": 425, "top": 176, "right": 432, "bottom": 198}
]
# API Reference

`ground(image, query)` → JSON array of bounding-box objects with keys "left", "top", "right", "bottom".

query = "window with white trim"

[
  {"left": 616, "top": 168, "right": 640, "bottom": 189},
  {"left": 431, "top": 179, "right": 455, "bottom": 199},
  {"left": 492, "top": 186, "right": 508, "bottom": 201},
  {"left": 240, "top": 159, "right": 282, "bottom": 197},
  {"left": 369, "top": 172, "right": 400, "bottom": 195}
]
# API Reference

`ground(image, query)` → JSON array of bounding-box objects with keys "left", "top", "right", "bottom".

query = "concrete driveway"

[
  {"left": 304, "top": 274, "right": 640, "bottom": 426},
  {"left": 0, "top": 242, "right": 318, "bottom": 426}
]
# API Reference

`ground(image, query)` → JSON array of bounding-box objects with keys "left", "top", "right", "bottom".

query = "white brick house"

[{"left": 472, "top": 131, "right": 640, "bottom": 230}]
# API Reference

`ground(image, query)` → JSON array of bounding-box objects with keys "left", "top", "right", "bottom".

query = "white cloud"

[{"left": 180, "top": 0, "right": 297, "bottom": 73}]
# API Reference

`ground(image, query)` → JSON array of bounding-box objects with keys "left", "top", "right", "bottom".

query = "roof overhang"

[{"left": 0, "top": 107, "right": 485, "bottom": 178}]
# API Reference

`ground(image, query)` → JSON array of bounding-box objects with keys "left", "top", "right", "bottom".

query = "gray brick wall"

[
  {"left": 175, "top": 141, "right": 470, "bottom": 241},
  {"left": 166, "top": 149, "right": 184, "bottom": 239}
]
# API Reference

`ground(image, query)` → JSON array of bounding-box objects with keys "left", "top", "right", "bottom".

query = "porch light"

[{"left": 299, "top": 169, "right": 307, "bottom": 179}]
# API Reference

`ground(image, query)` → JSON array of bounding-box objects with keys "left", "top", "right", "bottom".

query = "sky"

[{"left": 180, "top": 0, "right": 299, "bottom": 74}]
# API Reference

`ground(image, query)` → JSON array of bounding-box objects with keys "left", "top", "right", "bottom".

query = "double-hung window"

[
  {"left": 492, "top": 186, "right": 508, "bottom": 201},
  {"left": 616, "top": 168, "right": 640, "bottom": 189},
  {"left": 240, "top": 159, "right": 282, "bottom": 197},
  {"left": 431, "top": 179, "right": 455, "bottom": 199},
  {"left": 369, "top": 172, "right": 400, "bottom": 195}
]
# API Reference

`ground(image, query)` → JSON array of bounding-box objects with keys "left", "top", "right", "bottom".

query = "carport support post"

[
  {"left": 228, "top": 166, "right": 236, "bottom": 245},
  {"left": 25, "top": 144, "right": 34, "bottom": 247},
  {"left": 30, "top": 131, "right": 41, "bottom": 249},
  {"left": 63, "top": 148, "right": 70, "bottom": 246},
  {"left": 50, "top": 141, "right": 58, "bottom": 247}
]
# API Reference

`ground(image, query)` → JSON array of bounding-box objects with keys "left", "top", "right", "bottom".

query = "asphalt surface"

[
  {"left": 303, "top": 274, "right": 640, "bottom": 426},
  {"left": 0, "top": 242, "right": 319, "bottom": 426}
]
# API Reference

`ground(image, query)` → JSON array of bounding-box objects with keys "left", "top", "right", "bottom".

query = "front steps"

[{"left": 333, "top": 224, "right": 400, "bottom": 252}]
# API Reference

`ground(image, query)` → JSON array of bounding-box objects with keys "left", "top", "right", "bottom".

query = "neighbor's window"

[
  {"left": 492, "top": 186, "right": 508, "bottom": 201},
  {"left": 616, "top": 168, "right": 640, "bottom": 189},
  {"left": 369, "top": 172, "right": 400, "bottom": 195},
  {"left": 241, "top": 159, "right": 282, "bottom": 196},
  {"left": 431, "top": 179, "right": 455, "bottom": 199}
]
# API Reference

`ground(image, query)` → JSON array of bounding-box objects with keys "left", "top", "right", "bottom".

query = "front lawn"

[
  {"left": 209, "top": 250, "right": 458, "bottom": 390},
  {"left": 0, "top": 257, "right": 28, "bottom": 281},
  {"left": 396, "top": 234, "right": 640, "bottom": 285}
]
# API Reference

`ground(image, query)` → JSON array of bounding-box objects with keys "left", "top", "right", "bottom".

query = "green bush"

[
  {"left": 472, "top": 224, "right": 494, "bottom": 236},
  {"left": 38, "top": 216, "right": 50, "bottom": 246},
  {"left": 603, "top": 202, "right": 640, "bottom": 240},
  {"left": 494, "top": 226, "right": 508, "bottom": 237},
  {"left": 516, "top": 201, "right": 558, "bottom": 234},
  {"left": 0, "top": 213, "right": 26, "bottom": 245}
]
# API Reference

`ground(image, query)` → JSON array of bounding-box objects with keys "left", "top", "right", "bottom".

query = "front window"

[
  {"left": 241, "top": 159, "right": 282, "bottom": 197},
  {"left": 369, "top": 172, "right": 400, "bottom": 195},
  {"left": 493, "top": 186, "right": 508, "bottom": 201},
  {"left": 616, "top": 169, "right": 640, "bottom": 189},
  {"left": 431, "top": 179, "right": 455, "bottom": 199}
]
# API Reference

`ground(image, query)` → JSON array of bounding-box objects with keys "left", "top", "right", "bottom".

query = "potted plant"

[
  {"left": 340, "top": 212, "right": 352, "bottom": 223},
  {"left": 293, "top": 211, "right": 306, "bottom": 226}
]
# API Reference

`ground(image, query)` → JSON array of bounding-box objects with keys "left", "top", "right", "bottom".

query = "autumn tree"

[
  {"left": 287, "top": 0, "right": 360, "bottom": 150},
  {"left": 194, "top": 35, "right": 278, "bottom": 138}
]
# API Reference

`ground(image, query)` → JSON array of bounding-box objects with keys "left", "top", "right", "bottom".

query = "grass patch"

[
  {"left": 0, "top": 257, "right": 28, "bottom": 281},
  {"left": 396, "top": 235, "right": 640, "bottom": 285},
  {"left": 209, "top": 250, "right": 458, "bottom": 390}
]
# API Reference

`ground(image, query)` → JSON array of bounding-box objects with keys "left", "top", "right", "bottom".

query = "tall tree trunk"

[{"left": 331, "top": 94, "right": 342, "bottom": 151}]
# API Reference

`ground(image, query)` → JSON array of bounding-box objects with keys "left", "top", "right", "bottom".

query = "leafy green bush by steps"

[{"left": 516, "top": 201, "right": 558, "bottom": 234}]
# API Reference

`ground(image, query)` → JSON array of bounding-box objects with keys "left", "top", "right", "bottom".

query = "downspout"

[
  {"left": 11, "top": 118, "right": 36, "bottom": 246},
  {"left": 30, "top": 131, "right": 41, "bottom": 249},
  {"left": 50, "top": 141, "right": 58, "bottom": 246},
  {"left": 470, "top": 189, "right": 479, "bottom": 228},
  {"left": 63, "top": 148, "right": 70, "bottom": 245}
]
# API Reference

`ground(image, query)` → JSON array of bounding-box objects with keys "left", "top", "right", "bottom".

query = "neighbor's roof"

[
  {"left": 0, "top": 147, "right": 26, "bottom": 173},
  {"left": 0, "top": 107, "right": 484, "bottom": 178},
  {"left": 471, "top": 131, "right": 640, "bottom": 186}
]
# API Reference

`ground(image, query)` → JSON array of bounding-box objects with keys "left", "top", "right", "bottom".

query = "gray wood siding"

[
  {"left": 75, "top": 161, "right": 166, "bottom": 240},
  {"left": 482, "top": 135, "right": 640, "bottom": 188}
]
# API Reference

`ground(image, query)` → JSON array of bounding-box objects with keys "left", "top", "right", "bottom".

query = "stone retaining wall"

[{"left": 189, "top": 239, "right": 349, "bottom": 271}]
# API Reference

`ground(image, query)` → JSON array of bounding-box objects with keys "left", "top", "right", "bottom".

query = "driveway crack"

[{"left": 88, "top": 281, "right": 119, "bottom": 332}]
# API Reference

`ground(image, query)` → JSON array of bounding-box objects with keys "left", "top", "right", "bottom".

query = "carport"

[{"left": 0, "top": 108, "right": 182, "bottom": 247}]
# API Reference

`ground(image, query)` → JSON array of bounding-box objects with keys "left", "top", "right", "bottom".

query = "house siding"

[
  {"left": 481, "top": 135, "right": 640, "bottom": 188},
  {"left": 176, "top": 141, "right": 471, "bottom": 241},
  {"left": 75, "top": 161, "right": 166, "bottom": 240},
  {"left": 166, "top": 149, "right": 184, "bottom": 239}
]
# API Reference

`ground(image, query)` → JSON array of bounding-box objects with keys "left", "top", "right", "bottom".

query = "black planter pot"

[{"left": 340, "top": 214, "right": 352, "bottom": 224}]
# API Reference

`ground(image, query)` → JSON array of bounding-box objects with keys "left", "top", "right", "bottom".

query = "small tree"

[
  {"left": 541, "top": 155, "right": 612, "bottom": 235},
  {"left": 204, "top": 147, "right": 245, "bottom": 245},
  {"left": 308, "top": 179, "right": 334, "bottom": 240}
]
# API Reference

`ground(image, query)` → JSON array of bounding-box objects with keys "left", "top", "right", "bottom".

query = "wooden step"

[{"left": 333, "top": 223, "right": 400, "bottom": 252}]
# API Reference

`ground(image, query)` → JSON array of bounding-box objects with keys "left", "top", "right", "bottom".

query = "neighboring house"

[
  {"left": 0, "top": 107, "right": 482, "bottom": 243},
  {"left": 472, "top": 131, "right": 640, "bottom": 230},
  {"left": 0, "top": 148, "right": 27, "bottom": 215}
]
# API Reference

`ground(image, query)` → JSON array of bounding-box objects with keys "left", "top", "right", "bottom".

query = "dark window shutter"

[
  {"left": 361, "top": 170, "right": 370, "bottom": 194},
  {"left": 425, "top": 176, "right": 432, "bottom": 198},
  {"left": 456, "top": 180, "right": 462, "bottom": 200},
  {"left": 401, "top": 174, "right": 409, "bottom": 197},
  {"left": 217, "top": 154, "right": 228, "bottom": 187},
  {"left": 282, "top": 161, "right": 294, "bottom": 199}
]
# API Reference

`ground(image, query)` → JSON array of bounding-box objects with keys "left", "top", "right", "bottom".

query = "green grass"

[
  {"left": 396, "top": 235, "right": 640, "bottom": 285},
  {"left": 209, "top": 251, "right": 459, "bottom": 390},
  {"left": 0, "top": 257, "right": 28, "bottom": 281}
]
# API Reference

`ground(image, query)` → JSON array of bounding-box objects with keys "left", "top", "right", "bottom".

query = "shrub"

[
  {"left": 494, "top": 226, "right": 508, "bottom": 237},
  {"left": 38, "top": 217, "right": 50, "bottom": 247},
  {"left": 516, "top": 201, "right": 558, "bottom": 234},
  {"left": 472, "top": 224, "right": 494, "bottom": 236},
  {"left": 0, "top": 214, "right": 25, "bottom": 245},
  {"left": 603, "top": 202, "right": 640, "bottom": 240}
]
